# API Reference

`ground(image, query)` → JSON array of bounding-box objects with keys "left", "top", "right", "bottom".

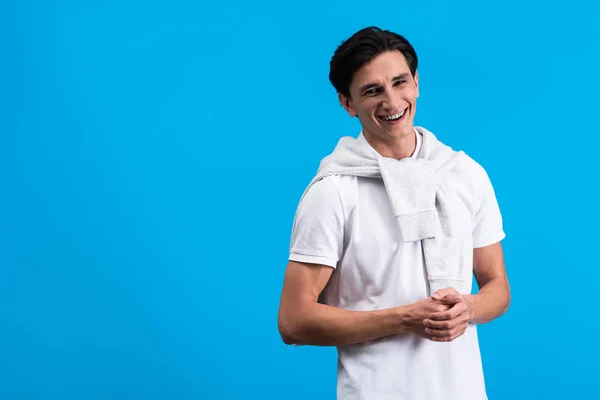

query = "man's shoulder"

[
  {"left": 451, "top": 150, "right": 497, "bottom": 207},
  {"left": 304, "top": 174, "right": 358, "bottom": 193},
  {"left": 456, "top": 151, "right": 488, "bottom": 179},
  {"left": 299, "top": 175, "right": 359, "bottom": 218},
  {"left": 325, "top": 174, "right": 359, "bottom": 188},
  {"left": 422, "top": 126, "right": 489, "bottom": 180},
  {"left": 300, "top": 175, "right": 356, "bottom": 204}
]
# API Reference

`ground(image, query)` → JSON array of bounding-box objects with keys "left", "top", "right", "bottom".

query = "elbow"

[
  {"left": 503, "top": 291, "right": 511, "bottom": 315},
  {"left": 497, "top": 283, "right": 511, "bottom": 317},
  {"left": 278, "top": 310, "right": 302, "bottom": 345},
  {"left": 503, "top": 280, "right": 512, "bottom": 313},
  {"left": 280, "top": 331, "right": 297, "bottom": 346}
]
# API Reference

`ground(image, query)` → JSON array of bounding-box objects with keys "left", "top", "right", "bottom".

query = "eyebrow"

[{"left": 358, "top": 73, "right": 410, "bottom": 93}]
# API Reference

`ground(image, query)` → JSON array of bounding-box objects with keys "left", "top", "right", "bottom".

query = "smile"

[{"left": 378, "top": 107, "right": 408, "bottom": 122}]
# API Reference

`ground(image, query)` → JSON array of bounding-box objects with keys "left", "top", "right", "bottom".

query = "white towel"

[{"left": 296, "top": 126, "right": 470, "bottom": 295}]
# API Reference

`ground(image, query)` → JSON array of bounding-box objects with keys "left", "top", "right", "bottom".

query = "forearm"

[
  {"left": 466, "top": 276, "right": 510, "bottom": 324},
  {"left": 279, "top": 302, "right": 409, "bottom": 347}
]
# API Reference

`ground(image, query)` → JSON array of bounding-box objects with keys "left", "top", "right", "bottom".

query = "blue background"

[{"left": 2, "top": 0, "right": 599, "bottom": 399}]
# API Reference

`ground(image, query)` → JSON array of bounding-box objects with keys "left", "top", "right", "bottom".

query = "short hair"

[{"left": 329, "top": 26, "right": 418, "bottom": 98}]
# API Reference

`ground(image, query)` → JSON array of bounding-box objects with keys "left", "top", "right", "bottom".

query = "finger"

[
  {"left": 431, "top": 287, "right": 458, "bottom": 301},
  {"left": 431, "top": 287, "right": 457, "bottom": 300},
  {"left": 439, "top": 294, "right": 463, "bottom": 305},
  {"left": 424, "top": 319, "right": 452, "bottom": 330},
  {"left": 428, "top": 302, "right": 467, "bottom": 321},
  {"left": 423, "top": 318, "right": 469, "bottom": 331},
  {"left": 429, "top": 327, "right": 467, "bottom": 341},
  {"left": 424, "top": 313, "right": 469, "bottom": 331},
  {"left": 425, "top": 326, "right": 454, "bottom": 337},
  {"left": 433, "top": 328, "right": 467, "bottom": 342}
]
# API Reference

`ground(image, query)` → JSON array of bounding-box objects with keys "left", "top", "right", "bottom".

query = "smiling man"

[{"left": 277, "top": 26, "right": 510, "bottom": 400}]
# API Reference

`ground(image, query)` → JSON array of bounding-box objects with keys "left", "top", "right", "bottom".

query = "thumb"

[
  {"left": 431, "top": 288, "right": 453, "bottom": 300},
  {"left": 440, "top": 294, "right": 463, "bottom": 305},
  {"left": 431, "top": 292, "right": 444, "bottom": 300}
]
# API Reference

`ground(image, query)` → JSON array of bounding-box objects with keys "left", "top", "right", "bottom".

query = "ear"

[
  {"left": 338, "top": 92, "right": 357, "bottom": 117},
  {"left": 414, "top": 70, "right": 420, "bottom": 98}
]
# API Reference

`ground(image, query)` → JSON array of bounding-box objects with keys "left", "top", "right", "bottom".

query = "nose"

[{"left": 380, "top": 87, "right": 403, "bottom": 112}]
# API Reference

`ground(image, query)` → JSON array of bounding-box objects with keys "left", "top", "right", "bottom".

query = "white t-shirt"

[{"left": 288, "top": 129, "right": 505, "bottom": 400}]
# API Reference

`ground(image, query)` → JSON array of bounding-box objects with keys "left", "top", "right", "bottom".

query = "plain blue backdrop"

[{"left": 1, "top": 0, "right": 599, "bottom": 399}]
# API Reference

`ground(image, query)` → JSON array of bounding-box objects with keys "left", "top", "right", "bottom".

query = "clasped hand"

[{"left": 423, "top": 287, "right": 473, "bottom": 342}]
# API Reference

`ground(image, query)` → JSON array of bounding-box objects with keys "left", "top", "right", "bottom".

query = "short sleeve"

[
  {"left": 472, "top": 166, "right": 506, "bottom": 248},
  {"left": 289, "top": 177, "right": 345, "bottom": 268}
]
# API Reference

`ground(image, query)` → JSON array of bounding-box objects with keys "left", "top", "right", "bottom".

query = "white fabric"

[
  {"left": 289, "top": 128, "right": 505, "bottom": 400},
  {"left": 292, "top": 126, "right": 476, "bottom": 296}
]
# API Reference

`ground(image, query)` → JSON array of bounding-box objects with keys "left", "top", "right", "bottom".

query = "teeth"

[{"left": 382, "top": 109, "right": 406, "bottom": 121}]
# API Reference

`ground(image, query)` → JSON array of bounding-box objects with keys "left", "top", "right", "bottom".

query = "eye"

[
  {"left": 364, "top": 88, "right": 380, "bottom": 96},
  {"left": 394, "top": 80, "right": 406, "bottom": 86}
]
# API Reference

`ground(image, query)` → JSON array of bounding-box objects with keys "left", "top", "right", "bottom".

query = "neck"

[{"left": 363, "top": 128, "right": 417, "bottom": 160}]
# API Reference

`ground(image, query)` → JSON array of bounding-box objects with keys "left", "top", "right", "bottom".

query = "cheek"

[
  {"left": 407, "top": 89, "right": 419, "bottom": 104},
  {"left": 355, "top": 104, "right": 375, "bottom": 118},
  {"left": 364, "top": 100, "right": 380, "bottom": 115}
]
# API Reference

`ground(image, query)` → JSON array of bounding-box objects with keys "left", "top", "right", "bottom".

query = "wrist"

[
  {"left": 394, "top": 304, "right": 413, "bottom": 333},
  {"left": 464, "top": 294, "right": 476, "bottom": 322}
]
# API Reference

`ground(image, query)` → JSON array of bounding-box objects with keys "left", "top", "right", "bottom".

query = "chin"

[{"left": 390, "top": 125, "right": 414, "bottom": 137}]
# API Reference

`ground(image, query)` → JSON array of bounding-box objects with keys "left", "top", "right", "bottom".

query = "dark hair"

[{"left": 329, "top": 26, "right": 418, "bottom": 98}]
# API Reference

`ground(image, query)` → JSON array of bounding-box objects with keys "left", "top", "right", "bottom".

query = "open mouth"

[{"left": 378, "top": 107, "right": 408, "bottom": 124}]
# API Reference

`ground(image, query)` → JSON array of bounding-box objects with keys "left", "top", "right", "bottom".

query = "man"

[{"left": 277, "top": 26, "right": 510, "bottom": 400}]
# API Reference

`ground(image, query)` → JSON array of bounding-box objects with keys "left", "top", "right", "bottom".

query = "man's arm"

[
  {"left": 467, "top": 163, "right": 511, "bottom": 324},
  {"left": 467, "top": 241, "right": 511, "bottom": 324},
  {"left": 277, "top": 260, "right": 449, "bottom": 346},
  {"left": 278, "top": 260, "right": 407, "bottom": 346}
]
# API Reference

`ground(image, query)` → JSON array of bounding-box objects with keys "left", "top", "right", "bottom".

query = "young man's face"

[{"left": 339, "top": 50, "right": 419, "bottom": 142}]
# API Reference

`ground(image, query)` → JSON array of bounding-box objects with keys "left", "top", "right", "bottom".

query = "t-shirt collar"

[{"left": 357, "top": 127, "right": 422, "bottom": 159}]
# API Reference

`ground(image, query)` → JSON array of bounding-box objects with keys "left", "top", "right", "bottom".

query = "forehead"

[{"left": 350, "top": 51, "right": 411, "bottom": 89}]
